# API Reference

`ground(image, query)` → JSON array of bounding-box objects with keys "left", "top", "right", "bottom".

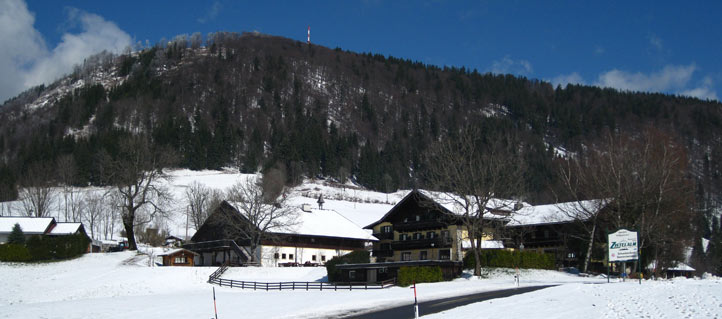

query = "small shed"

[
  {"left": 164, "top": 235, "right": 184, "bottom": 247},
  {"left": 159, "top": 248, "right": 199, "bottom": 266}
]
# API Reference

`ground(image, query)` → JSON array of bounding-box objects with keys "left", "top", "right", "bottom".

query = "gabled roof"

[
  {"left": 158, "top": 248, "right": 199, "bottom": 256},
  {"left": 506, "top": 199, "right": 606, "bottom": 227},
  {"left": 365, "top": 189, "right": 525, "bottom": 229},
  {"left": 364, "top": 190, "right": 446, "bottom": 229},
  {"left": 225, "top": 200, "right": 376, "bottom": 241},
  {"left": 48, "top": 223, "right": 83, "bottom": 235},
  {"left": 0, "top": 217, "right": 56, "bottom": 234}
]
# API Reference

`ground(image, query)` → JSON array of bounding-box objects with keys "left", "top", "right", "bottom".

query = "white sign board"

[{"left": 608, "top": 229, "right": 638, "bottom": 262}]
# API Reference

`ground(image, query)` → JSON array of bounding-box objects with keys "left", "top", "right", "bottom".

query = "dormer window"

[{"left": 382, "top": 225, "right": 392, "bottom": 233}]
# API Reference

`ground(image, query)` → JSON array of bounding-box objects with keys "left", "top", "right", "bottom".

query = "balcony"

[
  {"left": 394, "top": 219, "right": 448, "bottom": 232},
  {"left": 391, "top": 237, "right": 453, "bottom": 251},
  {"left": 372, "top": 249, "right": 394, "bottom": 257},
  {"left": 372, "top": 232, "right": 394, "bottom": 240}
]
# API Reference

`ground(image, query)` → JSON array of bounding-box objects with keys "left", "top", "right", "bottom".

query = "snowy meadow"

[{"left": 1, "top": 251, "right": 720, "bottom": 319}]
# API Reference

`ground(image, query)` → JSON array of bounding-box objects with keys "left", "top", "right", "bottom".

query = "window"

[
  {"left": 282, "top": 253, "right": 286, "bottom": 259},
  {"left": 441, "top": 230, "right": 450, "bottom": 238},
  {"left": 439, "top": 249, "right": 451, "bottom": 260},
  {"left": 415, "top": 215, "right": 420, "bottom": 221},
  {"left": 400, "top": 233, "right": 408, "bottom": 241},
  {"left": 403, "top": 217, "right": 408, "bottom": 223},
  {"left": 427, "top": 231, "right": 436, "bottom": 239},
  {"left": 414, "top": 233, "right": 422, "bottom": 240},
  {"left": 274, "top": 253, "right": 279, "bottom": 259},
  {"left": 401, "top": 252, "right": 412, "bottom": 261},
  {"left": 544, "top": 230, "right": 550, "bottom": 238},
  {"left": 174, "top": 257, "right": 187, "bottom": 264},
  {"left": 419, "top": 251, "right": 428, "bottom": 260},
  {"left": 321, "top": 255, "right": 326, "bottom": 262},
  {"left": 289, "top": 254, "right": 294, "bottom": 260},
  {"left": 349, "top": 270, "right": 356, "bottom": 280},
  {"left": 312, "top": 255, "right": 317, "bottom": 261},
  {"left": 381, "top": 225, "right": 392, "bottom": 233}
]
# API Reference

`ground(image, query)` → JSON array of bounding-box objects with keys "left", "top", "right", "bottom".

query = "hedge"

[
  {"left": 0, "top": 244, "right": 32, "bottom": 262},
  {"left": 463, "top": 250, "right": 554, "bottom": 270},
  {"left": 397, "top": 266, "right": 444, "bottom": 287},
  {"left": 325, "top": 250, "right": 370, "bottom": 282},
  {"left": 0, "top": 234, "right": 89, "bottom": 262}
]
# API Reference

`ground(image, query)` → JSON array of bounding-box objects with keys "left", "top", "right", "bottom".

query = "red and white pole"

[
  {"left": 213, "top": 287, "right": 218, "bottom": 319},
  {"left": 412, "top": 281, "right": 419, "bottom": 318}
]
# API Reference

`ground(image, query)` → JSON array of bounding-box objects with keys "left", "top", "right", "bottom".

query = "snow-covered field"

[
  {"left": 1, "top": 169, "right": 402, "bottom": 240},
  {"left": 2, "top": 251, "right": 720, "bottom": 319}
]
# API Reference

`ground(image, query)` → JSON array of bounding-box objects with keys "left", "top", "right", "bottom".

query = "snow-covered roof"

[
  {"left": 158, "top": 248, "right": 198, "bottom": 256},
  {"left": 507, "top": 200, "right": 605, "bottom": 227},
  {"left": 0, "top": 217, "right": 55, "bottom": 234},
  {"left": 48, "top": 223, "right": 83, "bottom": 235},
  {"left": 227, "top": 201, "right": 376, "bottom": 241},
  {"left": 286, "top": 194, "right": 392, "bottom": 231},
  {"left": 420, "top": 190, "right": 527, "bottom": 219}
]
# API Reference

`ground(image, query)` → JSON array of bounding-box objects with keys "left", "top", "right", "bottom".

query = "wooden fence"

[{"left": 207, "top": 262, "right": 395, "bottom": 291}]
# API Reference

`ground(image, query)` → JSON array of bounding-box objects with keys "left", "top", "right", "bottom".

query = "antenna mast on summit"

[{"left": 307, "top": 25, "right": 310, "bottom": 44}]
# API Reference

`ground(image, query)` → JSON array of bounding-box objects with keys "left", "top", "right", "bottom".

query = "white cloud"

[
  {"left": 550, "top": 72, "right": 585, "bottom": 88},
  {"left": 595, "top": 64, "right": 696, "bottom": 93},
  {"left": 680, "top": 76, "right": 718, "bottom": 101},
  {"left": 549, "top": 65, "right": 718, "bottom": 101},
  {"left": 0, "top": 0, "right": 47, "bottom": 102},
  {"left": 490, "top": 55, "right": 533, "bottom": 76},
  {"left": 0, "top": 0, "right": 131, "bottom": 103},
  {"left": 197, "top": 1, "right": 222, "bottom": 24}
]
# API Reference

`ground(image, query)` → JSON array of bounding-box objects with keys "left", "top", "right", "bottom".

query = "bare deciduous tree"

[
  {"left": 57, "top": 155, "right": 82, "bottom": 222},
  {"left": 100, "top": 136, "right": 175, "bottom": 250},
  {"left": 557, "top": 127, "right": 695, "bottom": 274},
  {"left": 82, "top": 191, "right": 106, "bottom": 240},
  {"left": 18, "top": 162, "right": 56, "bottom": 217},
  {"left": 185, "top": 181, "right": 223, "bottom": 230},
  {"left": 223, "top": 175, "right": 298, "bottom": 263},
  {"left": 424, "top": 126, "right": 525, "bottom": 276}
]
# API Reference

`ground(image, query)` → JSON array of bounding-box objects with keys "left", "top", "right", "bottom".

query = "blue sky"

[{"left": 2, "top": 0, "right": 720, "bottom": 102}]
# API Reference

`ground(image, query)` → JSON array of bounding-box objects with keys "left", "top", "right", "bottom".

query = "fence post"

[{"left": 349, "top": 282, "right": 352, "bottom": 291}]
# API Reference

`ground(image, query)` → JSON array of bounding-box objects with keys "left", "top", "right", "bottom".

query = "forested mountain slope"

[{"left": 1, "top": 32, "right": 721, "bottom": 208}]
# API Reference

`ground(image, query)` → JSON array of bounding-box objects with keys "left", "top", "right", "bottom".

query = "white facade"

[{"left": 260, "top": 245, "right": 354, "bottom": 267}]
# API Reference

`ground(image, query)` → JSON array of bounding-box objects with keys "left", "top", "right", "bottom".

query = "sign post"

[{"left": 608, "top": 229, "right": 639, "bottom": 284}]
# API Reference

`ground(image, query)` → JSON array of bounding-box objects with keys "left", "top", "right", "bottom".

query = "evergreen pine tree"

[{"left": 8, "top": 223, "right": 25, "bottom": 245}]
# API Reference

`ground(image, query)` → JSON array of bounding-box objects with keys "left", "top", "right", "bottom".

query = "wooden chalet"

[
  {"left": 505, "top": 200, "right": 605, "bottom": 269},
  {"left": 159, "top": 248, "right": 199, "bottom": 266},
  {"left": 365, "top": 190, "right": 511, "bottom": 263},
  {"left": 185, "top": 201, "right": 376, "bottom": 267}
]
